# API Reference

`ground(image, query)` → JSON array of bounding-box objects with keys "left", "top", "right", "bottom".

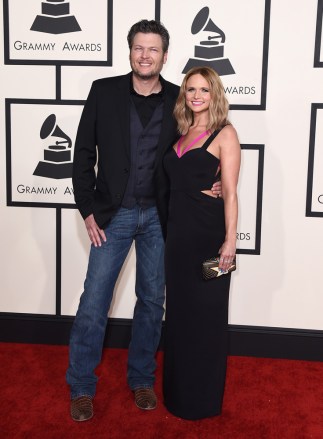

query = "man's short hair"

[{"left": 127, "top": 19, "right": 170, "bottom": 53}]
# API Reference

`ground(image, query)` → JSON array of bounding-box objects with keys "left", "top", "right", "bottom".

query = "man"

[{"left": 67, "top": 19, "right": 221, "bottom": 422}]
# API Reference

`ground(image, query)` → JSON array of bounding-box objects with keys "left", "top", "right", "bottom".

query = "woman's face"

[{"left": 185, "top": 74, "right": 211, "bottom": 114}]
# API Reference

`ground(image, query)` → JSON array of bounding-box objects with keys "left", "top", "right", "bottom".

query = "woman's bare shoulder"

[
  {"left": 220, "top": 124, "right": 238, "bottom": 140},
  {"left": 211, "top": 125, "right": 239, "bottom": 148}
]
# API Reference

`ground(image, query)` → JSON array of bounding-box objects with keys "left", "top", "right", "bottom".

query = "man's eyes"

[{"left": 133, "top": 47, "right": 159, "bottom": 52}]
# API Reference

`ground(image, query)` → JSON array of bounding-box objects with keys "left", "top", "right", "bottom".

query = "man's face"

[{"left": 130, "top": 32, "right": 167, "bottom": 80}]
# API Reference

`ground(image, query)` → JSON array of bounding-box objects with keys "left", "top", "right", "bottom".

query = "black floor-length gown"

[{"left": 163, "top": 130, "right": 231, "bottom": 420}]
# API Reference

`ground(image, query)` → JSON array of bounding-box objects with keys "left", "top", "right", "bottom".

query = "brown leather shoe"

[
  {"left": 134, "top": 387, "right": 157, "bottom": 410},
  {"left": 70, "top": 396, "right": 93, "bottom": 421}
]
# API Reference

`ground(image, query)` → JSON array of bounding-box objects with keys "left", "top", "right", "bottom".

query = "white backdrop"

[{"left": 1, "top": 0, "right": 323, "bottom": 331}]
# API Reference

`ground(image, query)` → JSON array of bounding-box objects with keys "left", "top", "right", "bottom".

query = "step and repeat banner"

[{"left": 1, "top": 0, "right": 323, "bottom": 330}]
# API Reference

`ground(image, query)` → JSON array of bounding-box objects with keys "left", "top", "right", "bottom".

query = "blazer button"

[{"left": 124, "top": 168, "right": 129, "bottom": 173}]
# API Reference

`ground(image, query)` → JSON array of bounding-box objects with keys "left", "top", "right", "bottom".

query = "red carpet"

[{"left": 1, "top": 343, "right": 323, "bottom": 438}]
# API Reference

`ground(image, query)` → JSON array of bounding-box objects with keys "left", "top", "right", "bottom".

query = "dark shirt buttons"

[{"left": 115, "top": 193, "right": 121, "bottom": 199}]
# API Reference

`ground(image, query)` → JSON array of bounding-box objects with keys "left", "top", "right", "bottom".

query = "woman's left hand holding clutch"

[{"left": 218, "top": 241, "right": 236, "bottom": 273}]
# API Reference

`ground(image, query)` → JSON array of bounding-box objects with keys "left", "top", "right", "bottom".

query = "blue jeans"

[{"left": 66, "top": 206, "right": 165, "bottom": 399}]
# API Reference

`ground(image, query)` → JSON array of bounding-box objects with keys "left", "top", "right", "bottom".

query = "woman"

[{"left": 163, "top": 66, "right": 241, "bottom": 420}]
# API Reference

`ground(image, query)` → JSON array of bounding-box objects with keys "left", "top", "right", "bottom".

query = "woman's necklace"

[{"left": 176, "top": 130, "right": 209, "bottom": 158}]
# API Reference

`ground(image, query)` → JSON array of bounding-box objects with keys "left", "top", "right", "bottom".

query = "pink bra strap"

[
  {"left": 176, "top": 130, "right": 209, "bottom": 158},
  {"left": 176, "top": 136, "right": 184, "bottom": 156}
]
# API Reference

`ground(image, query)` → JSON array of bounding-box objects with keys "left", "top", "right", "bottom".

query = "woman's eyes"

[{"left": 186, "top": 88, "right": 210, "bottom": 93}]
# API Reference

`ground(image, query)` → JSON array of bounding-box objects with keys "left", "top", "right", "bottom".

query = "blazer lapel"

[
  {"left": 116, "top": 73, "right": 132, "bottom": 160},
  {"left": 154, "top": 87, "right": 179, "bottom": 168}
]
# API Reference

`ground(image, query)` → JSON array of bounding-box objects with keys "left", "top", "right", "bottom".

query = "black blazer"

[{"left": 72, "top": 72, "right": 180, "bottom": 239}]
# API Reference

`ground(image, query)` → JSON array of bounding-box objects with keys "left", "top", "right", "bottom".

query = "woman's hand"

[{"left": 218, "top": 241, "right": 236, "bottom": 272}]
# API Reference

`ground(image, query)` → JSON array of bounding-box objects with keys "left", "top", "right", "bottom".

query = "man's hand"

[
  {"left": 211, "top": 180, "right": 222, "bottom": 198},
  {"left": 84, "top": 214, "right": 107, "bottom": 247}
]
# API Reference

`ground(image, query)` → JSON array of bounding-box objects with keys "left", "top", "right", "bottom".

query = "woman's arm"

[{"left": 217, "top": 125, "right": 241, "bottom": 271}]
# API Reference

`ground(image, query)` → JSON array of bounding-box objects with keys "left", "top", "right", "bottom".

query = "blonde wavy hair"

[{"left": 174, "top": 66, "right": 230, "bottom": 134}]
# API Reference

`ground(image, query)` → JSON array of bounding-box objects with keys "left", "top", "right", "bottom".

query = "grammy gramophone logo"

[
  {"left": 30, "top": 0, "right": 81, "bottom": 34},
  {"left": 182, "top": 6, "right": 235, "bottom": 76},
  {"left": 33, "top": 114, "right": 73, "bottom": 179}
]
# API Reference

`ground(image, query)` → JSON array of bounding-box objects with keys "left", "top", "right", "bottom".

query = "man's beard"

[
  {"left": 130, "top": 59, "right": 164, "bottom": 81},
  {"left": 132, "top": 69, "right": 159, "bottom": 81}
]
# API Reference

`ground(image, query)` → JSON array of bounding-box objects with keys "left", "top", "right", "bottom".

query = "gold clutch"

[{"left": 202, "top": 257, "right": 236, "bottom": 280}]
